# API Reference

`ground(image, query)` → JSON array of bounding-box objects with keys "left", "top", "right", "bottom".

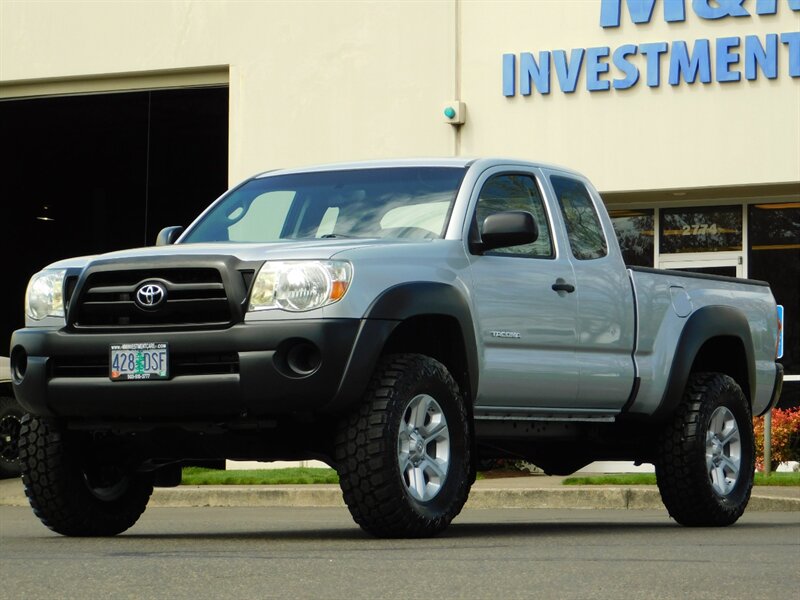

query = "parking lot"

[{"left": 2, "top": 505, "right": 798, "bottom": 599}]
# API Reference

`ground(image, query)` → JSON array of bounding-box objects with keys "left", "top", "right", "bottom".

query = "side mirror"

[
  {"left": 155, "top": 226, "right": 184, "bottom": 246},
  {"left": 476, "top": 211, "right": 538, "bottom": 253}
]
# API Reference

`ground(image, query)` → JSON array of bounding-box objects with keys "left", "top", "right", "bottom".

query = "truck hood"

[{"left": 43, "top": 238, "right": 434, "bottom": 271}]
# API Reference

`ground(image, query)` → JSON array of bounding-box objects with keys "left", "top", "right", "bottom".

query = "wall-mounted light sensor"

[{"left": 443, "top": 101, "right": 466, "bottom": 125}]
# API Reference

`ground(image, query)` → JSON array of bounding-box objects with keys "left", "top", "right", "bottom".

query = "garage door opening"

[{"left": 0, "top": 86, "right": 229, "bottom": 347}]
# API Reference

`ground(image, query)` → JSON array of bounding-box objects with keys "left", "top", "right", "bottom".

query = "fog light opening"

[
  {"left": 285, "top": 342, "right": 321, "bottom": 377},
  {"left": 10, "top": 346, "right": 28, "bottom": 382}
]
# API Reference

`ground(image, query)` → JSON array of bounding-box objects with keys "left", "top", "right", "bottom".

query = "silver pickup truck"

[{"left": 10, "top": 158, "right": 783, "bottom": 538}]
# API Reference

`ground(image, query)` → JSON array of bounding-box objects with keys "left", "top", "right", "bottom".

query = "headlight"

[
  {"left": 25, "top": 269, "right": 67, "bottom": 320},
  {"left": 249, "top": 261, "right": 353, "bottom": 312}
]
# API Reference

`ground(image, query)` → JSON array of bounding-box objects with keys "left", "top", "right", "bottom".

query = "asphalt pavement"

[
  {"left": 1, "top": 474, "right": 798, "bottom": 511},
  {"left": 2, "top": 505, "right": 799, "bottom": 599}
]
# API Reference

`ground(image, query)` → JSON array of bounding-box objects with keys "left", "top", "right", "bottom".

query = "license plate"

[{"left": 110, "top": 343, "right": 169, "bottom": 381}]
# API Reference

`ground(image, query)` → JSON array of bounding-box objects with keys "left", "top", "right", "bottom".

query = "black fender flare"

[
  {"left": 651, "top": 305, "right": 755, "bottom": 422},
  {"left": 326, "top": 282, "right": 479, "bottom": 413}
]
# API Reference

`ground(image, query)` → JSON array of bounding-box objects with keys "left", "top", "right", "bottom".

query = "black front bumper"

[{"left": 10, "top": 318, "right": 395, "bottom": 420}]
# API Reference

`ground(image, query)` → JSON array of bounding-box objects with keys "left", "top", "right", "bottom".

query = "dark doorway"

[{"left": 0, "top": 87, "right": 229, "bottom": 350}]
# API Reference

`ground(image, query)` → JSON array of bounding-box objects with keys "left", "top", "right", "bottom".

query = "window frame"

[{"left": 469, "top": 171, "right": 556, "bottom": 260}]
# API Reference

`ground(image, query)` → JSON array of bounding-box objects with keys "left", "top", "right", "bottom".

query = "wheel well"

[
  {"left": 382, "top": 315, "right": 472, "bottom": 404},
  {"left": 691, "top": 336, "right": 751, "bottom": 404}
]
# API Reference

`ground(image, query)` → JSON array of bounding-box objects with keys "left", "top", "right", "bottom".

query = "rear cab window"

[{"left": 550, "top": 175, "right": 608, "bottom": 260}]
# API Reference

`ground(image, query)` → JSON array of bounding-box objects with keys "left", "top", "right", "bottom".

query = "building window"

[
  {"left": 660, "top": 205, "right": 742, "bottom": 254},
  {"left": 748, "top": 202, "right": 800, "bottom": 377},
  {"left": 609, "top": 209, "right": 654, "bottom": 267}
]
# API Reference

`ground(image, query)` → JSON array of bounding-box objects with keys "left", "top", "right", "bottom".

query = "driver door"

[{"left": 468, "top": 169, "right": 579, "bottom": 410}]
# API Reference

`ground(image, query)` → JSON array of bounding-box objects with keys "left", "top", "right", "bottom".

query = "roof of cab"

[{"left": 253, "top": 157, "right": 582, "bottom": 179}]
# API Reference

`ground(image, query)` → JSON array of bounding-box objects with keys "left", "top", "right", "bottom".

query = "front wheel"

[
  {"left": 18, "top": 415, "right": 153, "bottom": 536},
  {"left": 656, "top": 372, "right": 755, "bottom": 526},
  {"left": 335, "top": 354, "right": 472, "bottom": 538}
]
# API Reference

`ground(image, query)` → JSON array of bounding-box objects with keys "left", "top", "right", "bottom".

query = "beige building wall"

[
  {"left": 0, "top": 0, "right": 457, "bottom": 184},
  {"left": 1, "top": 0, "right": 798, "bottom": 193},
  {"left": 460, "top": 0, "right": 800, "bottom": 192}
]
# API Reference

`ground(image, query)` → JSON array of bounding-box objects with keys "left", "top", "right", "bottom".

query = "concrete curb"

[
  {"left": 150, "top": 486, "right": 800, "bottom": 511},
  {"left": 152, "top": 485, "right": 346, "bottom": 508},
  {"left": 2, "top": 480, "right": 797, "bottom": 511},
  {"left": 465, "top": 487, "right": 666, "bottom": 510}
]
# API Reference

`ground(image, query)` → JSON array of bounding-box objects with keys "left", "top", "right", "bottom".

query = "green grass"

[
  {"left": 181, "top": 466, "right": 339, "bottom": 485},
  {"left": 754, "top": 472, "right": 800, "bottom": 486},
  {"left": 180, "top": 467, "right": 799, "bottom": 486},
  {"left": 562, "top": 472, "right": 800, "bottom": 486},
  {"left": 562, "top": 473, "right": 657, "bottom": 486}
]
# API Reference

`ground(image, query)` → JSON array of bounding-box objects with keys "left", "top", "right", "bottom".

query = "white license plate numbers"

[{"left": 110, "top": 343, "right": 169, "bottom": 381}]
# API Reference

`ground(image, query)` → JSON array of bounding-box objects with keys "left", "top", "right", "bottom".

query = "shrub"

[{"left": 753, "top": 407, "right": 800, "bottom": 471}]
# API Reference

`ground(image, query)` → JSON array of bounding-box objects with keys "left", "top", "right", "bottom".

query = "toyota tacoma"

[{"left": 10, "top": 158, "right": 783, "bottom": 537}]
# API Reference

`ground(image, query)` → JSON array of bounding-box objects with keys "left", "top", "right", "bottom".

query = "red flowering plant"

[{"left": 753, "top": 408, "right": 800, "bottom": 471}]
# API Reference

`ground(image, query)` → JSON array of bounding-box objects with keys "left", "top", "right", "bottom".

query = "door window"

[{"left": 473, "top": 174, "right": 553, "bottom": 258}]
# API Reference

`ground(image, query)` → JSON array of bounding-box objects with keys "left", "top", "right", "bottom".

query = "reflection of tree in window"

[
  {"left": 748, "top": 203, "right": 800, "bottom": 376},
  {"left": 475, "top": 174, "right": 553, "bottom": 258},
  {"left": 610, "top": 209, "right": 654, "bottom": 267},
  {"left": 660, "top": 206, "right": 742, "bottom": 254},
  {"left": 748, "top": 203, "right": 800, "bottom": 248},
  {"left": 551, "top": 176, "right": 607, "bottom": 260}
]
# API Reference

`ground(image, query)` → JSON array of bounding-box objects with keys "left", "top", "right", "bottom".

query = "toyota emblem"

[{"left": 135, "top": 282, "right": 167, "bottom": 309}]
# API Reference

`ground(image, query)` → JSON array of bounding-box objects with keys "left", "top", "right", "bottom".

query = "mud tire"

[
  {"left": 18, "top": 415, "right": 153, "bottom": 536},
  {"left": 656, "top": 372, "right": 754, "bottom": 526},
  {"left": 335, "top": 354, "right": 471, "bottom": 538}
]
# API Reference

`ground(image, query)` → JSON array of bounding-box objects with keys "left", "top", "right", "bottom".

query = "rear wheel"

[
  {"left": 335, "top": 353, "right": 471, "bottom": 538},
  {"left": 656, "top": 372, "right": 754, "bottom": 526},
  {"left": 18, "top": 415, "right": 153, "bottom": 536}
]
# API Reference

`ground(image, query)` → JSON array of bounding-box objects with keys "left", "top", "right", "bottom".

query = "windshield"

[{"left": 182, "top": 167, "right": 468, "bottom": 243}]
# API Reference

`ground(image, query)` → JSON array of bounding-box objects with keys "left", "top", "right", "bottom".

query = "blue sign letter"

[
  {"left": 756, "top": 0, "right": 777, "bottom": 13},
  {"left": 613, "top": 44, "right": 640, "bottom": 89},
  {"left": 716, "top": 37, "right": 742, "bottom": 82},
  {"left": 781, "top": 32, "right": 800, "bottom": 77},
  {"left": 586, "top": 47, "right": 611, "bottom": 91},
  {"left": 640, "top": 42, "right": 669, "bottom": 86},
  {"left": 669, "top": 39, "right": 712, "bottom": 84},
  {"left": 756, "top": 0, "right": 800, "bottom": 14},
  {"left": 600, "top": 0, "right": 686, "bottom": 27},
  {"left": 745, "top": 35, "right": 778, "bottom": 79},
  {"left": 692, "top": 0, "right": 749, "bottom": 19},
  {"left": 520, "top": 52, "right": 551, "bottom": 95},
  {"left": 503, "top": 54, "right": 515, "bottom": 96},
  {"left": 553, "top": 49, "right": 585, "bottom": 93}
]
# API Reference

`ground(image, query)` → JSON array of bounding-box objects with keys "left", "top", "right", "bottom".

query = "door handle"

[{"left": 551, "top": 281, "right": 575, "bottom": 293}]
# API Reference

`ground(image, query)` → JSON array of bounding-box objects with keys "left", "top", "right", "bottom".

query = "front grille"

[
  {"left": 52, "top": 353, "right": 240, "bottom": 378},
  {"left": 71, "top": 268, "right": 232, "bottom": 329}
]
